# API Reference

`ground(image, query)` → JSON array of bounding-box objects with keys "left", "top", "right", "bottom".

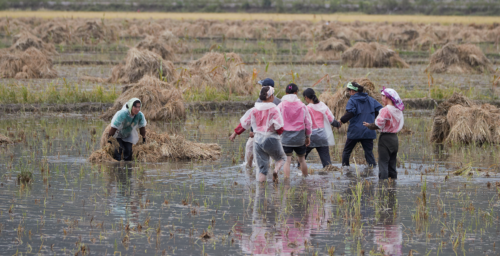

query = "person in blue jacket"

[{"left": 339, "top": 82, "right": 383, "bottom": 167}]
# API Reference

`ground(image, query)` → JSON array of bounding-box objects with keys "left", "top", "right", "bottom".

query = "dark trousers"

[
  {"left": 305, "top": 146, "right": 331, "bottom": 168},
  {"left": 342, "top": 139, "right": 376, "bottom": 167},
  {"left": 114, "top": 138, "right": 133, "bottom": 161},
  {"left": 378, "top": 133, "right": 398, "bottom": 180}
]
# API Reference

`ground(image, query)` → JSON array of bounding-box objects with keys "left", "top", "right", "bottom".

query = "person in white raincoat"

[
  {"left": 302, "top": 88, "right": 341, "bottom": 168},
  {"left": 229, "top": 86, "right": 286, "bottom": 182},
  {"left": 107, "top": 98, "right": 147, "bottom": 161}
]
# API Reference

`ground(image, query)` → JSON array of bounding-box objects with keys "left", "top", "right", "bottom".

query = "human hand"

[
  {"left": 143, "top": 137, "right": 146, "bottom": 144},
  {"left": 229, "top": 132, "right": 237, "bottom": 142},
  {"left": 363, "top": 122, "right": 369, "bottom": 127},
  {"left": 249, "top": 131, "right": 254, "bottom": 138},
  {"left": 305, "top": 137, "right": 310, "bottom": 147}
]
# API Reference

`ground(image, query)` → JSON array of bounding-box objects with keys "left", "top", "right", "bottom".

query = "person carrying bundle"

[
  {"left": 339, "top": 82, "right": 382, "bottom": 168},
  {"left": 277, "top": 83, "right": 313, "bottom": 178},
  {"left": 302, "top": 88, "right": 341, "bottom": 168},
  {"left": 107, "top": 98, "right": 147, "bottom": 161},
  {"left": 229, "top": 86, "right": 286, "bottom": 182},
  {"left": 363, "top": 88, "right": 404, "bottom": 180}
]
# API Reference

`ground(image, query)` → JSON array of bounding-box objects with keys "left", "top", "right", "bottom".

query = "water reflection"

[
  {"left": 373, "top": 183, "right": 402, "bottom": 256},
  {"left": 104, "top": 163, "right": 147, "bottom": 226}
]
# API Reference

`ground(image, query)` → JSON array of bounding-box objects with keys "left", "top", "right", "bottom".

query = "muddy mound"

[
  {"left": 430, "top": 93, "right": 500, "bottom": 144},
  {"left": 135, "top": 35, "right": 179, "bottom": 61},
  {"left": 90, "top": 127, "right": 221, "bottom": 163},
  {"left": 184, "top": 52, "right": 253, "bottom": 95},
  {"left": 82, "top": 48, "right": 178, "bottom": 84},
  {"left": 305, "top": 37, "right": 349, "bottom": 61},
  {"left": 100, "top": 75, "right": 185, "bottom": 121},
  {"left": 0, "top": 47, "right": 57, "bottom": 79},
  {"left": 341, "top": 42, "right": 409, "bottom": 68},
  {"left": 426, "top": 43, "right": 494, "bottom": 74},
  {"left": 319, "top": 78, "right": 382, "bottom": 133}
]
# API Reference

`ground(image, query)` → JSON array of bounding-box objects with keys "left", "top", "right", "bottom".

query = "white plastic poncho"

[
  {"left": 374, "top": 105, "right": 404, "bottom": 133},
  {"left": 110, "top": 104, "right": 147, "bottom": 145},
  {"left": 277, "top": 94, "right": 313, "bottom": 147},
  {"left": 240, "top": 102, "right": 284, "bottom": 144},
  {"left": 307, "top": 102, "right": 335, "bottom": 147}
]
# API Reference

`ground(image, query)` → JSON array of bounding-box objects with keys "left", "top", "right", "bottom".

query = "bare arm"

[{"left": 108, "top": 127, "right": 118, "bottom": 137}]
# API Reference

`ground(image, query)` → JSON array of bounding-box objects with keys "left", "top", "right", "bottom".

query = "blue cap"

[{"left": 257, "top": 78, "right": 274, "bottom": 87}]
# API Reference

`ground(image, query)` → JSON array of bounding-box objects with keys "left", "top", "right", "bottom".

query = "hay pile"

[
  {"left": 0, "top": 134, "right": 13, "bottom": 145},
  {"left": 158, "top": 30, "right": 189, "bottom": 54},
  {"left": 183, "top": 52, "right": 253, "bottom": 95},
  {"left": 0, "top": 32, "right": 57, "bottom": 79},
  {"left": 430, "top": 93, "right": 500, "bottom": 144},
  {"left": 12, "top": 31, "right": 56, "bottom": 54},
  {"left": 135, "top": 35, "right": 179, "bottom": 62},
  {"left": 100, "top": 75, "right": 185, "bottom": 121},
  {"left": 82, "top": 48, "right": 178, "bottom": 84},
  {"left": 305, "top": 37, "right": 349, "bottom": 61},
  {"left": 426, "top": 43, "right": 494, "bottom": 74},
  {"left": 89, "top": 126, "right": 221, "bottom": 163},
  {"left": 0, "top": 47, "right": 58, "bottom": 79},
  {"left": 319, "top": 78, "right": 382, "bottom": 133},
  {"left": 341, "top": 42, "right": 409, "bottom": 68},
  {"left": 73, "top": 21, "right": 105, "bottom": 44}
]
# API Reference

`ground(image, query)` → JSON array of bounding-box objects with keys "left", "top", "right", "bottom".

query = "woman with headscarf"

[
  {"left": 229, "top": 86, "right": 286, "bottom": 182},
  {"left": 107, "top": 98, "right": 147, "bottom": 161},
  {"left": 339, "top": 82, "right": 383, "bottom": 168},
  {"left": 363, "top": 87, "right": 404, "bottom": 180}
]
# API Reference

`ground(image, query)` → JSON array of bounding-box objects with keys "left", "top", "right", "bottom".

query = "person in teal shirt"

[{"left": 107, "top": 98, "right": 147, "bottom": 161}]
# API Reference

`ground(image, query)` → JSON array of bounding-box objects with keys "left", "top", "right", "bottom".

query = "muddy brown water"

[{"left": 0, "top": 111, "right": 499, "bottom": 255}]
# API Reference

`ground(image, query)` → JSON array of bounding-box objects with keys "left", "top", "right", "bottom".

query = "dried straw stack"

[
  {"left": 341, "top": 42, "right": 409, "bottom": 68},
  {"left": 135, "top": 35, "right": 179, "bottom": 62},
  {"left": 100, "top": 75, "right": 185, "bottom": 121},
  {"left": 319, "top": 78, "right": 382, "bottom": 133},
  {"left": 430, "top": 93, "right": 500, "bottom": 144},
  {"left": 426, "top": 43, "right": 494, "bottom": 74},
  {"left": 304, "top": 37, "right": 349, "bottom": 61},
  {"left": 0, "top": 31, "right": 58, "bottom": 79},
  {"left": 183, "top": 52, "right": 253, "bottom": 95},
  {"left": 89, "top": 127, "right": 221, "bottom": 163},
  {"left": 0, "top": 134, "right": 13, "bottom": 145},
  {"left": 81, "top": 48, "right": 178, "bottom": 84}
]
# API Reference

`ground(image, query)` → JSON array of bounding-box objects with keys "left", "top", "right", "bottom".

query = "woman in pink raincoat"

[{"left": 277, "top": 83, "right": 313, "bottom": 178}]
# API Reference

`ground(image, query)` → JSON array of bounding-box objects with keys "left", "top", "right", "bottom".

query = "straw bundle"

[
  {"left": 184, "top": 52, "right": 253, "bottom": 95},
  {"left": 431, "top": 93, "right": 500, "bottom": 144},
  {"left": 319, "top": 78, "right": 381, "bottom": 133},
  {"left": 426, "top": 43, "right": 494, "bottom": 74},
  {"left": 0, "top": 47, "right": 57, "bottom": 79},
  {"left": 73, "top": 21, "right": 105, "bottom": 44},
  {"left": 305, "top": 37, "right": 349, "bottom": 61},
  {"left": 341, "top": 42, "right": 409, "bottom": 68},
  {"left": 0, "top": 134, "right": 13, "bottom": 144},
  {"left": 12, "top": 31, "right": 56, "bottom": 54},
  {"left": 81, "top": 48, "right": 178, "bottom": 84},
  {"left": 100, "top": 75, "right": 185, "bottom": 121},
  {"left": 90, "top": 128, "right": 221, "bottom": 163},
  {"left": 158, "top": 30, "right": 189, "bottom": 54},
  {"left": 135, "top": 35, "right": 179, "bottom": 61}
]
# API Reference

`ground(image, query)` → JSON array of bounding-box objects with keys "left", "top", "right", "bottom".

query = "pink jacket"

[
  {"left": 277, "top": 95, "right": 312, "bottom": 135},
  {"left": 307, "top": 102, "right": 334, "bottom": 129}
]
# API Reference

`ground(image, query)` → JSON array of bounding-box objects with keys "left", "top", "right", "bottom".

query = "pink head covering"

[{"left": 381, "top": 87, "right": 404, "bottom": 111}]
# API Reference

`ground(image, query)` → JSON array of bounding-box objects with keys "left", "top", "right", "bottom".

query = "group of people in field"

[{"left": 229, "top": 78, "right": 405, "bottom": 182}]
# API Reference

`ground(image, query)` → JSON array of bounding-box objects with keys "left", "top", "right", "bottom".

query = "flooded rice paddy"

[{"left": 1, "top": 111, "right": 500, "bottom": 255}]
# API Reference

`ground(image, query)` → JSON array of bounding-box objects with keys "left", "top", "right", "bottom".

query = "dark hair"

[
  {"left": 285, "top": 83, "right": 299, "bottom": 94},
  {"left": 259, "top": 86, "right": 271, "bottom": 101},
  {"left": 126, "top": 100, "right": 141, "bottom": 109},
  {"left": 302, "top": 88, "right": 320, "bottom": 104},
  {"left": 348, "top": 82, "right": 364, "bottom": 93}
]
